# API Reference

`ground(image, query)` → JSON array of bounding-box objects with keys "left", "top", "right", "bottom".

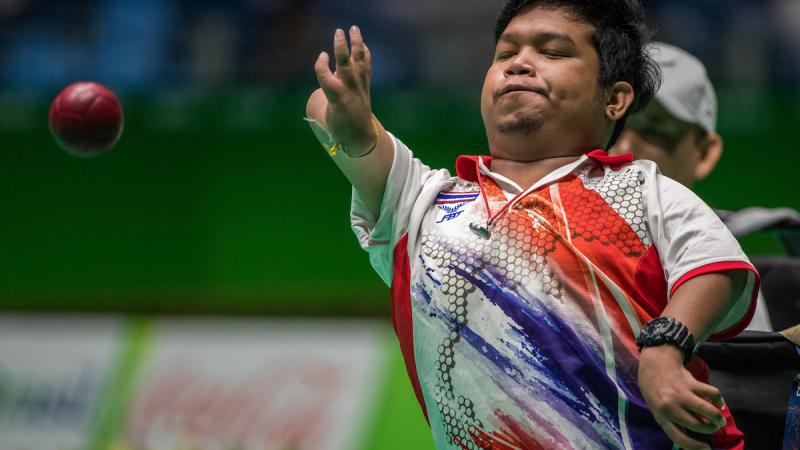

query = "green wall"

[
  {"left": 1, "top": 88, "right": 797, "bottom": 312},
  {"left": 0, "top": 90, "right": 486, "bottom": 313},
  {"left": 0, "top": 87, "right": 797, "bottom": 450}
]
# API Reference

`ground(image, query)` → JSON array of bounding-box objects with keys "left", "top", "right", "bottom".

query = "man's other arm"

[{"left": 639, "top": 270, "right": 749, "bottom": 450}]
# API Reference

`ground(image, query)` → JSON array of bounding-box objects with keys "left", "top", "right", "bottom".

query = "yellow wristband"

[
  {"left": 306, "top": 116, "right": 380, "bottom": 158},
  {"left": 335, "top": 117, "right": 381, "bottom": 158}
]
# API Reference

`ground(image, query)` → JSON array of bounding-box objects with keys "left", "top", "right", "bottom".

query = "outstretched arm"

[
  {"left": 638, "top": 270, "right": 748, "bottom": 450},
  {"left": 307, "top": 26, "right": 394, "bottom": 218}
]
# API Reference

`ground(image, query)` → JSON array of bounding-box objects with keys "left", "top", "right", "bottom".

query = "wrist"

[
  {"left": 640, "top": 344, "right": 685, "bottom": 364},
  {"left": 636, "top": 316, "right": 696, "bottom": 365},
  {"left": 335, "top": 117, "right": 380, "bottom": 158}
]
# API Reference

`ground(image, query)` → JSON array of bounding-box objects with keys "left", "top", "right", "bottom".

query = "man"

[
  {"left": 610, "top": 42, "right": 773, "bottom": 332},
  {"left": 306, "top": 1, "right": 758, "bottom": 448},
  {"left": 610, "top": 42, "right": 720, "bottom": 189}
]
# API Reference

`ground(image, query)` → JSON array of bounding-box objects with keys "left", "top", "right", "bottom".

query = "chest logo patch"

[{"left": 434, "top": 191, "right": 480, "bottom": 223}]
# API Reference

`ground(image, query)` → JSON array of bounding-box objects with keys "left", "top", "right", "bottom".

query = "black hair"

[{"left": 495, "top": 0, "right": 661, "bottom": 148}]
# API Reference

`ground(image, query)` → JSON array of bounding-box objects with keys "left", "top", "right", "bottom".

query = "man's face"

[
  {"left": 481, "top": 6, "right": 606, "bottom": 157},
  {"left": 611, "top": 128, "right": 702, "bottom": 187}
]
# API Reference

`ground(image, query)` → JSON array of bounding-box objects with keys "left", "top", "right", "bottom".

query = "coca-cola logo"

[{"left": 125, "top": 356, "right": 347, "bottom": 450}]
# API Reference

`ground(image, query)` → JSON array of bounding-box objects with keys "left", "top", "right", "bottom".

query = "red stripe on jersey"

[
  {"left": 391, "top": 233, "right": 429, "bottom": 423},
  {"left": 435, "top": 199, "right": 475, "bottom": 204},
  {"left": 633, "top": 245, "right": 669, "bottom": 320},
  {"left": 670, "top": 261, "right": 761, "bottom": 341},
  {"left": 554, "top": 176, "right": 652, "bottom": 344}
]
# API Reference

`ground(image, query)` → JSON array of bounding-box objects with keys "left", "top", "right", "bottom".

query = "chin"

[{"left": 496, "top": 116, "right": 542, "bottom": 134}]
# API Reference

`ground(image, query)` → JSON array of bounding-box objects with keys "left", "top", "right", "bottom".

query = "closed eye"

[
  {"left": 540, "top": 49, "right": 569, "bottom": 59},
  {"left": 495, "top": 51, "right": 516, "bottom": 61}
]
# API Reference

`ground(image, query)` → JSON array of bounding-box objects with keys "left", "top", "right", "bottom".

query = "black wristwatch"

[{"left": 636, "top": 317, "right": 696, "bottom": 365}]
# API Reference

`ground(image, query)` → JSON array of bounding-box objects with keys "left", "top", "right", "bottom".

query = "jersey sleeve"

[
  {"left": 645, "top": 166, "right": 759, "bottom": 340},
  {"left": 351, "top": 133, "right": 450, "bottom": 286}
]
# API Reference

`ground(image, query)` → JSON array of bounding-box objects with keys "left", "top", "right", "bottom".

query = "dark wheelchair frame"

[{"left": 696, "top": 214, "right": 800, "bottom": 449}]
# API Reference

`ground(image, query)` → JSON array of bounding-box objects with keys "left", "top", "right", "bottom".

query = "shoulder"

[
  {"left": 615, "top": 160, "right": 699, "bottom": 203},
  {"left": 572, "top": 159, "right": 652, "bottom": 194}
]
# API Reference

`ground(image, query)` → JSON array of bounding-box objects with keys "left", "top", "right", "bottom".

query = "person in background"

[{"left": 610, "top": 42, "right": 774, "bottom": 332}]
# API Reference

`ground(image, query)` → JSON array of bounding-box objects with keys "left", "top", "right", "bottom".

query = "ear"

[
  {"left": 694, "top": 131, "right": 723, "bottom": 180},
  {"left": 605, "top": 81, "right": 635, "bottom": 121}
]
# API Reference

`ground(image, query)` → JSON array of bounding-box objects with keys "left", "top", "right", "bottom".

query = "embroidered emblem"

[{"left": 434, "top": 191, "right": 480, "bottom": 224}]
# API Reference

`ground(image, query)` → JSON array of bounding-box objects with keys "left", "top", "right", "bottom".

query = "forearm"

[
  {"left": 306, "top": 89, "right": 392, "bottom": 217},
  {"left": 636, "top": 271, "right": 748, "bottom": 447},
  {"left": 640, "top": 270, "right": 748, "bottom": 368},
  {"left": 660, "top": 270, "right": 748, "bottom": 344},
  {"left": 328, "top": 117, "right": 393, "bottom": 217}
]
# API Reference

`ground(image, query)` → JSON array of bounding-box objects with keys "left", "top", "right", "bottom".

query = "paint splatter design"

[{"left": 413, "top": 167, "right": 673, "bottom": 449}]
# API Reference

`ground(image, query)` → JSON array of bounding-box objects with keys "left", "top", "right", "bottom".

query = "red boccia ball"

[{"left": 48, "top": 82, "right": 124, "bottom": 157}]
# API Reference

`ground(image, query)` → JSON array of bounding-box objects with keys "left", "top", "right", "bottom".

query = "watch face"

[
  {"left": 637, "top": 317, "right": 675, "bottom": 347},
  {"left": 651, "top": 317, "right": 673, "bottom": 334},
  {"left": 637, "top": 317, "right": 694, "bottom": 365}
]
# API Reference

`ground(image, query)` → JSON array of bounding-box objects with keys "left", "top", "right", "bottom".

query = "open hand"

[{"left": 313, "top": 26, "right": 375, "bottom": 154}]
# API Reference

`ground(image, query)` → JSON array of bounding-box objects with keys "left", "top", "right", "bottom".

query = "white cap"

[{"left": 648, "top": 42, "right": 717, "bottom": 133}]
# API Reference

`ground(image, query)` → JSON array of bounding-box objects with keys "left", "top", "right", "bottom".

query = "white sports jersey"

[{"left": 351, "top": 134, "right": 758, "bottom": 449}]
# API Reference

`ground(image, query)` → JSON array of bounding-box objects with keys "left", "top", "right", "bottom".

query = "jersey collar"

[{"left": 455, "top": 149, "right": 633, "bottom": 183}]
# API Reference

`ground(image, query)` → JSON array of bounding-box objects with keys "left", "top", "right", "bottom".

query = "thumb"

[{"left": 314, "top": 52, "right": 341, "bottom": 102}]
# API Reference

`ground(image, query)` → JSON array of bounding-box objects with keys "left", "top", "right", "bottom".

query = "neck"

[
  {"left": 490, "top": 155, "right": 582, "bottom": 191},
  {"left": 484, "top": 126, "right": 608, "bottom": 189}
]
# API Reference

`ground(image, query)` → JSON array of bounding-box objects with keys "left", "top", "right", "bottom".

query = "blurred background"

[{"left": 0, "top": 0, "right": 798, "bottom": 449}]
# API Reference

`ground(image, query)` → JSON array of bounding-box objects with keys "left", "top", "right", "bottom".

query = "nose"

[{"left": 505, "top": 49, "right": 535, "bottom": 77}]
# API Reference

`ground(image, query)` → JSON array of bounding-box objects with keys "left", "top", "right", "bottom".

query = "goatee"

[{"left": 497, "top": 117, "right": 541, "bottom": 134}]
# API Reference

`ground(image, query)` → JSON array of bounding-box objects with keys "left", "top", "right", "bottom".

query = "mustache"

[{"left": 495, "top": 83, "right": 550, "bottom": 100}]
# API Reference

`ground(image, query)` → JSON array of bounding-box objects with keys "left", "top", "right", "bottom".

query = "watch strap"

[{"left": 636, "top": 317, "right": 696, "bottom": 365}]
